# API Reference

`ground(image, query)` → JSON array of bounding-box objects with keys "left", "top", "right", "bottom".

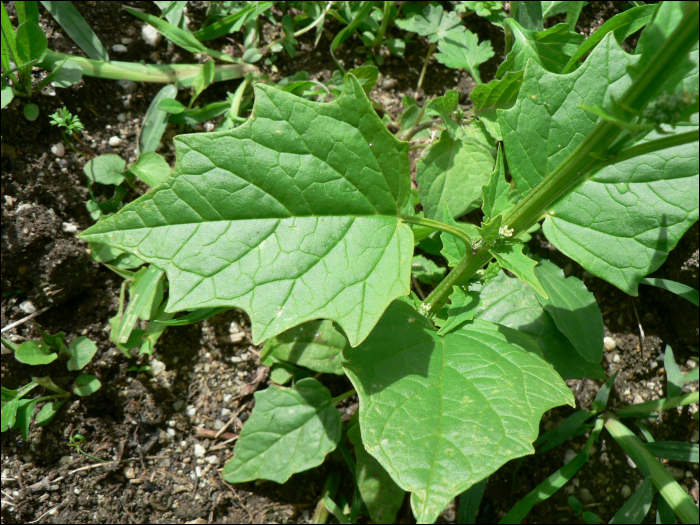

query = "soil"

[{"left": 1, "top": 2, "right": 698, "bottom": 524}]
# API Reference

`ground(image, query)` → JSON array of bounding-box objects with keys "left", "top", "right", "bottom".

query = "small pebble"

[
  {"left": 686, "top": 470, "right": 693, "bottom": 478},
  {"left": 627, "top": 456, "right": 637, "bottom": 469},
  {"left": 124, "top": 466, "right": 136, "bottom": 479},
  {"left": 604, "top": 337, "right": 617, "bottom": 351},
  {"left": 205, "top": 455, "right": 219, "bottom": 465},
  {"left": 117, "top": 80, "right": 136, "bottom": 93},
  {"left": 166, "top": 428, "right": 176, "bottom": 437},
  {"left": 186, "top": 406, "right": 196, "bottom": 418},
  {"left": 108, "top": 136, "right": 122, "bottom": 147},
  {"left": 19, "top": 300, "right": 37, "bottom": 314},
  {"left": 204, "top": 122, "right": 216, "bottom": 132},
  {"left": 62, "top": 222, "right": 78, "bottom": 233},
  {"left": 579, "top": 488, "right": 593, "bottom": 504},
  {"left": 691, "top": 429, "right": 699, "bottom": 443},
  {"left": 621, "top": 484, "right": 631, "bottom": 498},
  {"left": 121, "top": 37, "right": 133, "bottom": 45},
  {"left": 51, "top": 142, "right": 65, "bottom": 157},
  {"left": 632, "top": 394, "right": 644, "bottom": 405},
  {"left": 646, "top": 382, "right": 656, "bottom": 389},
  {"left": 613, "top": 353, "right": 620, "bottom": 363},
  {"left": 563, "top": 449, "right": 577, "bottom": 465},
  {"left": 667, "top": 466, "right": 685, "bottom": 480},
  {"left": 195, "top": 466, "right": 203, "bottom": 478},
  {"left": 149, "top": 359, "right": 166, "bottom": 376},
  {"left": 212, "top": 419, "right": 224, "bottom": 430},
  {"left": 687, "top": 359, "right": 697, "bottom": 369},
  {"left": 142, "top": 24, "right": 162, "bottom": 46},
  {"left": 193, "top": 444, "right": 206, "bottom": 458},
  {"left": 117, "top": 113, "right": 127, "bottom": 123},
  {"left": 173, "top": 400, "right": 185, "bottom": 411},
  {"left": 112, "top": 44, "right": 128, "bottom": 53},
  {"left": 221, "top": 407, "right": 232, "bottom": 417}
]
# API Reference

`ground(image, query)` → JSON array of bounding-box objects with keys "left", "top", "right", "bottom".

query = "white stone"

[
  {"left": 563, "top": 449, "right": 577, "bottom": 465},
  {"left": 579, "top": 488, "right": 593, "bottom": 504},
  {"left": 613, "top": 353, "right": 620, "bottom": 363},
  {"left": 112, "top": 44, "right": 128, "bottom": 53},
  {"left": 149, "top": 359, "right": 166, "bottom": 376},
  {"left": 691, "top": 429, "right": 699, "bottom": 443},
  {"left": 117, "top": 113, "right": 127, "bottom": 123},
  {"left": 205, "top": 455, "right": 219, "bottom": 465},
  {"left": 117, "top": 80, "right": 137, "bottom": 93},
  {"left": 204, "top": 122, "right": 216, "bottom": 132},
  {"left": 124, "top": 466, "right": 136, "bottom": 479},
  {"left": 621, "top": 484, "right": 631, "bottom": 498},
  {"left": 195, "top": 466, "right": 203, "bottom": 478},
  {"left": 19, "top": 300, "right": 37, "bottom": 314},
  {"left": 166, "top": 428, "right": 176, "bottom": 437},
  {"left": 687, "top": 359, "right": 697, "bottom": 369},
  {"left": 186, "top": 406, "right": 196, "bottom": 419},
  {"left": 212, "top": 419, "right": 224, "bottom": 430},
  {"left": 221, "top": 407, "right": 232, "bottom": 417},
  {"left": 604, "top": 337, "right": 617, "bottom": 351},
  {"left": 51, "top": 142, "right": 65, "bottom": 157},
  {"left": 121, "top": 37, "right": 133, "bottom": 45},
  {"left": 62, "top": 222, "right": 78, "bottom": 233},
  {"left": 142, "top": 24, "right": 162, "bottom": 47},
  {"left": 193, "top": 444, "right": 206, "bottom": 457},
  {"left": 108, "top": 136, "right": 122, "bottom": 147},
  {"left": 632, "top": 394, "right": 644, "bottom": 405}
]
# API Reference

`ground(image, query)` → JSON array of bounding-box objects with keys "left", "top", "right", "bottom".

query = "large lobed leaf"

[
  {"left": 80, "top": 77, "right": 414, "bottom": 347},
  {"left": 500, "top": 34, "right": 699, "bottom": 294},
  {"left": 343, "top": 299, "right": 573, "bottom": 523}
]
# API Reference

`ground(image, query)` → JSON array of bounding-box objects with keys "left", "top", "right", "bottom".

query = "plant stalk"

[
  {"left": 331, "top": 389, "right": 356, "bottom": 405},
  {"left": 401, "top": 215, "right": 473, "bottom": 247},
  {"left": 416, "top": 43, "right": 437, "bottom": 94},
  {"left": 422, "top": 9, "right": 699, "bottom": 313}
]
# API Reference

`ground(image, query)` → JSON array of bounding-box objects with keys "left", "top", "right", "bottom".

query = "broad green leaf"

[
  {"left": 491, "top": 243, "right": 548, "bottom": 299},
  {"left": 41, "top": 1, "right": 108, "bottom": 61},
  {"left": 436, "top": 286, "right": 480, "bottom": 335},
  {"left": 23, "top": 103, "right": 39, "bottom": 121},
  {"left": 348, "top": 422, "right": 405, "bottom": 524},
  {"left": 541, "top": 1, "right": 570, "bottom": 19},
  {"left": 260, "top": 319, "right": 346, "bottom": 375},
  {"left": 130, "top": 152, "right": 171, "bottom": 187},
  {"left": 609, "top": 477, "right": 654, "bottom": 524},
  {"left": 512, "top": 1, "right": 543, "bottom": 31},
  {"left": 417, "top": 133, "right": 494, "bottom": 220},
  {"left": 474, "top": 271, "right": 605, "bottom": 379},
  {"left": 139, "top": 84, "right": 178, "bottom": 156},
  {"left": 343, "top": 300, "right": 573, "bottom": 524},
  {"left": 15, "top": 22, "right": 47, "bottom": 63},
  {"left": 640, "top": 278, "right": 699, "bottom": 307},
  {"left": 80, "top": 77, "right": 413, "bottom": 347},
  {"left": 496, "top": 20, "right": 584, "bottom": 78},
  {"left": 470, "top": 71, "right": 524, "bottom": 140},
  {"left": 222, "top": 377, "right": 342, "bottom": 483},
  {"left": 425, "top": 90, "right": 460, "bottom": 139},
  {"left": 482, "top": 147, "right": 513, "bottom": 221},
  {"left": 14, "top": 398, "right": 38, "bottom": 440},
  {"left": 394, "top": 4, "right": 462, "bottom": 43},
  {"left": 412, "top": 255, "right": 446, "bottom": 286},
  {"left": 73, "top": 374, "right": 102, "bottom": 396},
  {"left": 14, "top": 340, "right": 58, "bottom": 365},
  {"left": 1, "top": 84, "right": 14, "bottom": 109},
  {"left": 533, "top": 259, "right": 603, "bottom": 364},
  {"left": 1, "top": 397, "right": 19, "bottom": 432},
  {"left": 501, "top": 34, "right": 699, "bottom": 295},
  {"left": 435, "top": 28, "right": 495, "bottom": 84},
  {"left": 66, "top": 336, "right": 98, "bottom": 371},
  {"left": 269, "top": 362, "right": 295, "bottom": 385},
  {"left": 83, "top": 154, "right": 126, "bottom": 186},
  {"left": 562, "top": 4, "right": 658, "bottom": 73}
]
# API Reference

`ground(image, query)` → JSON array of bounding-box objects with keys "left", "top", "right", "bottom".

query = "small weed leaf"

[
  {"left": 222, "top": 377, "right": 342, "bottom": 484},
  {"left": 73, "top": 374, "right": 102, "bottom": 396},
  {"left": 80, "top": 76, "right": 413, "bottom": 347},
  {"left": 14, "top": 340, "right": 58, "bottom": 365},
  {"left": 66, "top": 336, "right": 98, "bottom": 371}
]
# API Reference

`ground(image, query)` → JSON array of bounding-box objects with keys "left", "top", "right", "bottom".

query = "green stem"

[
  {"left": 400, "top": 215, "right": 472, "bottom": 247},
  {"left": 416, "top": 43, "right": 437, "bottom": 93},
  {"left": 424, "top": 248, "right": 492, "bottom": 313},
  {"left": 502, "top": 5, "right": 700, "bottom": 237},
  {"left": 604, "top": 414, "right": 699, "bottom": 525},
  {"left": 371, "top": 1, "right": 392, "bottom": 48},
  {"left": 39, "top": 50, "right": 254, "bottom": 86},
  {"left": 331, "top": 389, "right": 356, "bottom": 405}
]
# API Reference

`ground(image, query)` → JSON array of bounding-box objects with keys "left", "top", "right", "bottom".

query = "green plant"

[
  {"left": 67, "top": 431, "right": 107, "bottom": 462},
  {"left": 493, "top": 344, "right": 699, "bottom": 525},
  {"left": 76, "top": 1, "right": 698, "bottom": 523},
  {"left": 48, "top": 106, "right": 86, "bottom": 152},
  {"left": 1, "top": 327, "right": 101, "bottom": 439}
]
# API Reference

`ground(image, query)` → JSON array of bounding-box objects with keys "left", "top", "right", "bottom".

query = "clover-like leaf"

[
  {"left": 395, "top": 4, "right": 462, "bottom": 43},
  {"left": 343, "top": 299, "right": 573, "bottom": 524},
  {"left": 435, "top": 28, "right": 495, "bottom": 84},
  {"left": 501, "top": 34, "right": 699, "bottom": 294},
  {"left": 80, "top": 77, "right": 413, "bottom": 347},
  {"left": 222, "top": 377, "right": 341, "bottom": 484}
]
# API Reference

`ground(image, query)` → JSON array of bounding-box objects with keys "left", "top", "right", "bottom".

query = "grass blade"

[
  {"left": 609, "top": 477, "right": 655, "bottom": 524},
  {"left": 458, "top": 477, "right": 488, "bottom": 524},
  {"left": 499, "top": 452, "right": 589, "bottom": 524},
  {"left": 41, "top": 1, "right": 109, "bottom": 61},
  {"left": 644, "top": 442, "right": 699, "bottom": 463},
  {"left": 194, "top": 2, "right": 275, "bottom": 41},
  {"left": 617, "top": 392, "right": 699, "bottom": 417},
  {"left": 139, "top": 83, "right": 177, "bottom": 156},
  {"left": 640, "top": 278, "right": 699, "bottom": 307}
]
